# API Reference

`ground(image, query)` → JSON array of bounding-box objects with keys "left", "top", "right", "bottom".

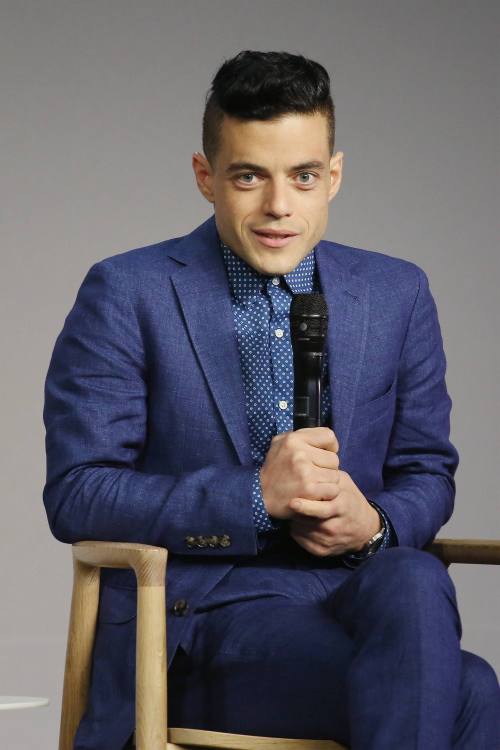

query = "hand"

[
  {"left": 259, "top": 427, "right": 340, "bottom": 521},
  {"left": 289, "top": 471, "right": 382, "bottom": 557}
]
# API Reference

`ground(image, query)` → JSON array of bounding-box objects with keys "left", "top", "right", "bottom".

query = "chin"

[
  {"left": 263, "top": 254, "right": 303, "bottom": 274},
  {"left": 260, "top": 264, "right": 296, "bottom": 277}
]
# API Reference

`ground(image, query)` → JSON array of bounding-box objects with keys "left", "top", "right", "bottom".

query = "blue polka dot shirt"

[{"left": 219, "top": 236, "right": 395, "bottom": 564}]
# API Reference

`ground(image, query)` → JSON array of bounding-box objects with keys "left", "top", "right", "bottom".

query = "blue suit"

[{"left": 43, "top": 214, "right": 498, "bottom": 748}]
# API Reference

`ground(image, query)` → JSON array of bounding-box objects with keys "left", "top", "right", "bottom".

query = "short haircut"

[{"left": 202, "top": 50, "right": 335, "bottom": 167}]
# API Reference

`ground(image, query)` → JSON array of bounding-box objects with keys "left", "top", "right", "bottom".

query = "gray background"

[{"left": 1, "top": 1, "right": 498, "bottom": 747}]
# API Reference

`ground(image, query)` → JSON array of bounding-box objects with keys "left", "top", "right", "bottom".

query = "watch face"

[{"left": 362, "top": 529, "right": 385, "bottom": 555}]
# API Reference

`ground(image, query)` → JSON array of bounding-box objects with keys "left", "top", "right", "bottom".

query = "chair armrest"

[
  {"left": 73, "top": 540, "right": 168, "bottom": 586},
  {"left": 425, "top": 538, "right": 500, "bottom": 566}
]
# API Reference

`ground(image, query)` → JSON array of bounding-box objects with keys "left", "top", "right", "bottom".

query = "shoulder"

[
  {"left": 319, "top": 238, "right": 428, "bottom": 305},
  {"left": 321, "top": 237, "right": 425, "bottom": 281},
  {"left": 94, "top": 235, "right": 182, "bottom": 277},
  {"left": 80, "top": 233, "right": 187, "bottom": 296}
]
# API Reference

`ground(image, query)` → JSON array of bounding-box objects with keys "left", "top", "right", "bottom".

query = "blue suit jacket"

[{"left": 43, "top": 213, "right": 458, "bottom": 743}]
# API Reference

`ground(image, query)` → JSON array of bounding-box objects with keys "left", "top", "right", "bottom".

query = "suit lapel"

[
  {"left": 167, "top": 215, "right": 369, "bottom": 466},
  {"left": 168, "top": 216, "right": 253, "bottom": 466},
  {"left": 315, "top": 242, "right": 370, "bottom": 462}
]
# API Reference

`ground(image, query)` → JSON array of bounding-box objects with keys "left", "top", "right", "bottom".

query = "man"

[{"left": 43, "top": 50, "right": 499, "bottom": 749}]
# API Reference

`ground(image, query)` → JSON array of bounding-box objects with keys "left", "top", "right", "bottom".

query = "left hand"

[{"left": 288, "top": 470, "right": 381, "bottom": 557}]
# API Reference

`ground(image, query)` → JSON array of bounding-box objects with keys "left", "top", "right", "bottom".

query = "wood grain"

[
  {"left": 60, "top": 537, "right": 499, "bottom": 750},
  {"left": 168, "top": 727, "right": 346, "bottom": 748},
  {"left": 426, "top": 538, "right": 500, "bottom": 566}
]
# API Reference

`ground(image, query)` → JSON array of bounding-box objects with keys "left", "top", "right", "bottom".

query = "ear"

[
  {"left": 192, "top": 151, "right": 215, "bottom": 204},
  {"left": 328, "top": 151, "right": 344, "bottom": 203}
]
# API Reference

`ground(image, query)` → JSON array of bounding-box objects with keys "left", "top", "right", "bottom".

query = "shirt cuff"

[
  {"left": 251, "top": 465, "right": 282, "bottom": 534},
  {"left": 341, "top": 500, "right": 397, "bottom": 568}
]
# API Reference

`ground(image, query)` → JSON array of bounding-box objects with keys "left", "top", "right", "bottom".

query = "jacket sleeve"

[
  {"left": 42, "top": 260, "right": 258, "bottom": 556},
  {"left": 368, "top": 266, "right": 459, "bottom": 548}
]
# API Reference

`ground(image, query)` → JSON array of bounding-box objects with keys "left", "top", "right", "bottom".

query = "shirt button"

[
  {"left": 275, "top": 328, "right": 284, "bottom": 338},
  {"left": 272, "top": 277, "right": 280, "bottom": 286},
  {"left": 279, "top": 400, "right": 288, "bottom": 410}
]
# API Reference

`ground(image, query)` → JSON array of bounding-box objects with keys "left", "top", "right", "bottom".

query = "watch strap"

[{"left": 342, "top": 502, "right": 390, "bottom": 568}]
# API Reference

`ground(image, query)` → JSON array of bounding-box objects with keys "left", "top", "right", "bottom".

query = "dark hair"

[{"left": 202, "top": 50, "right": 335, "bottom": 167}]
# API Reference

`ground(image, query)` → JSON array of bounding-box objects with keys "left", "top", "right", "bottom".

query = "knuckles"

[
  {"left": 303, "top": 480, "right": 317, "bottom": 499},
  {"left": 291, "top": 449, "right": 307, "bottom": 468}
]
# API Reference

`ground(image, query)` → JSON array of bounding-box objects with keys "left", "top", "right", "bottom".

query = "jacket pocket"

[{"left": 352, "top": 376, "right": 397, "bottom": 426}]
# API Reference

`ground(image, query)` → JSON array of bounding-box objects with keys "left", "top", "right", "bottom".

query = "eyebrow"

[{"left": 225, "top": 160, "right": 326, "bottom": 175}]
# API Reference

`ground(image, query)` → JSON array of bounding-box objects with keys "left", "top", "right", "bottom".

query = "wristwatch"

[
  {"left": 358, "top": 521, "right": 386, "bottom": 556},
  {"left": 345, "top": 510, "right": 387, "bottom": 561}
]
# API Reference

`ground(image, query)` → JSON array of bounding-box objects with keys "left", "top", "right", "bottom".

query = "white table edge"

[{"left": 0, "top": 696, "right": 50, "bottom": 711}]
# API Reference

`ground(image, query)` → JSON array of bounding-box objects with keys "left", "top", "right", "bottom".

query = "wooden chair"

[{"left": 58, "top": 538, "right": 500, "bottom": 750}]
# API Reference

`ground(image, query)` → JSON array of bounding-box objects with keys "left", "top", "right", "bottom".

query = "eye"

[
  {"left": 236, "top": 173, "right": 258, "bottom": 185},
  {"left": 234, "top": 171, "right": 319, "bottom": 187},
  {"left": 297, "top": 172, "right": 318, "bottom": 184}
]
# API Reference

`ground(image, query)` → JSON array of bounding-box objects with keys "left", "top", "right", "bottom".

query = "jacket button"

[
  {"left": 195, "top": 535, "right": 208, "bottom": 548},
  {"left": 184, "top": 536, "right": 195, "bottom": 548},
  {"left": 207, "top": 535, "right": 218, "bottom": 548},
  {"left": 218, "top": 534, "right": 231, "bottom": 548},
  {"left": 172, "top": 599, "right": 189, "bottom": 616}
]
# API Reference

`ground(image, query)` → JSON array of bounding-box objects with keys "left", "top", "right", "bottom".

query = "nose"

[{"left": 262, "top": 178, "right": 292, "bottom": 218}]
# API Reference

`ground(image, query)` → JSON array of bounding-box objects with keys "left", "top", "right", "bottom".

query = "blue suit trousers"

[{"left": 164, "top": 543, "right": 499, "bottom": 750}]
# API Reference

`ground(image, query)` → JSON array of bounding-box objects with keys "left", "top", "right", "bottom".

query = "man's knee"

[
  {"left": 365, "top": 545, "right": 456, "bottom": 597},
  {"left": 332, "top": 546, "right": 461, "bottom": 639},
  {"left": 460, "top": 650, "right": 500, "bottom": 713},
  {"left": 373, "top": 544, "right": 448, "bottom": 572},
  {"left": 453, "top": 650, "right": 500, "bottom": 746}
]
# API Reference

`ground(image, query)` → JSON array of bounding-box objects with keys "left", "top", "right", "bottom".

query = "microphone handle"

[{"left": 293, "top": 351, "right": 323, "bottom": 430}]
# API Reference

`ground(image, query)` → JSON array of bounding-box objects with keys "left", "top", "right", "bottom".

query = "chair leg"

[
  {"left": 134, "top": 581, "right": 167, "bottom": 750},
  {"left": 59, "top": 559, "right": 100, "bottom": 750}
]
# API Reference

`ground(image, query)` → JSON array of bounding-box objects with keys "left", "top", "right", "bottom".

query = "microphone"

[{"left": 290, "top": 293, "right": 329, "bottom": 430}]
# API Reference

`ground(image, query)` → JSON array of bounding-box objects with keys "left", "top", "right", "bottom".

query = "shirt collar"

[{"left": 219, "top": 237, "right": 318, "bottom": 303}]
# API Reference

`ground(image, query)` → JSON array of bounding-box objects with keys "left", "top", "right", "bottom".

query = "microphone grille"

[{"left": 290, "top": 293, "right": 328, "bottom": 318}]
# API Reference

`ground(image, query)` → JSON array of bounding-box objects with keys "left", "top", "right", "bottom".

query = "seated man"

[{"left": 43, "top": 50, "right": 500, "bottom": 749}]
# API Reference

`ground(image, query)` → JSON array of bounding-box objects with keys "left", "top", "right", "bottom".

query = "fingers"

[
  {"left": 313, "top": 466, "right": 340, "bottom": 484},
  {"left": 308, "top": 446, "right": 340, "bottom": 471},
  {"left": 306, "top": 480, "right": 341, "bottom": 501},
  {"left": 295, "top": 427, "right": 339, "bottom": 454},
  {"left": 291, "top": 495, "right": 339, "bottom": 519}
]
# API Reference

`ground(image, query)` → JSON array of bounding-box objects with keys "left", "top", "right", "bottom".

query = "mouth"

[{"left": 252, "top": 229, "right": 299, "bottom": 248}]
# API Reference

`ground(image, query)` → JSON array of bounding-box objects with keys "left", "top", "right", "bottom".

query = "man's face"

[{"left": 192, "top": 112, "right": 343, "bottom": 276}]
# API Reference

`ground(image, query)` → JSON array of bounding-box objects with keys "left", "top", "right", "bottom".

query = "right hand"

[{"left": 259, "top": 427, "right": 340, "bottom": 521}]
